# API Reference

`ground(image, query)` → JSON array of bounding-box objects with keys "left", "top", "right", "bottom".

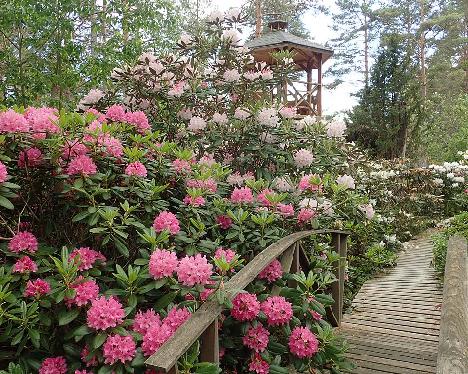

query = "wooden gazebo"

[{"left": 245, "top": 20, "right": 333, "bottom": 117}]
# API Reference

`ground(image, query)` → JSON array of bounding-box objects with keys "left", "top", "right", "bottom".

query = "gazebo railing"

[{"left": 145, "top": 229, "right": 349, "bottom": 373}]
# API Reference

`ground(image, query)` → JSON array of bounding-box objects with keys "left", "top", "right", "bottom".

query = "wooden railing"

[
  {"left": 145, "top": 229, "right": 349, "bottom": 373},
  {"left": 436, "top": 235, "right": 468, "bottom": 374}
]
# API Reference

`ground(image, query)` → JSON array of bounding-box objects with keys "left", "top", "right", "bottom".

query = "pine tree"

[{"left": 347, "top": 37, "right": 422, "bottom": 158}]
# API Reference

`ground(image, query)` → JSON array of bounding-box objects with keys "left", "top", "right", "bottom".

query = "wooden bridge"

[{"left": 144, "top": 231, "right": 467, "bottom": 374}]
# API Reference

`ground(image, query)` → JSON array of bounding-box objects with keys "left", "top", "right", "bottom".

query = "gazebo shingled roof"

[{"left": 245, "top": 30, "right": 333, "bottom": 67}]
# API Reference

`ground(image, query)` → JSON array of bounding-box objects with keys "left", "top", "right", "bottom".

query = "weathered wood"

[
  {"left": 330, "top": 233, "right": 347, "bottom": 326},
  {"left": 436, "top": 236, "right": 468, "bottom": 374},
  {"left": 200, "top": 318, "right": 219, "bottom": 365},
  {"left": 145, "top": 229, "right": 349, "bottom": 371}
]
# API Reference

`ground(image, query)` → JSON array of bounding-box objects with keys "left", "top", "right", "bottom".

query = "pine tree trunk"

[
  {"left": 364, "top": 13, "right": 369, "bottom": 87},
  {"left": 418, "top": 0, "right": 427, "bottom": 99},
  {"left": 101, "top": 0, "right": 107, "bottom": 43},
  {"left": 255, "top": 0, "right": 262, "bottom": 37}
]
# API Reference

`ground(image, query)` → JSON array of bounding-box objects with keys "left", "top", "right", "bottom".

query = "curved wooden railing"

[
  {"left": 436, "top": 235, "right": 468, "bottom": 374},
  {"left": 145, "top": 229, "right": 349, "bottom": 373}
]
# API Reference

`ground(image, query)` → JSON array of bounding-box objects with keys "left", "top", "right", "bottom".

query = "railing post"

[
  {"left": 330, "top": 233, "right": 347, "bottom": 326},
  {"left": 168, "top": 367, "right": 178, "bottom": 374},
  {"left": 200, "top": 318, "right": 219, "bottom": 366}
]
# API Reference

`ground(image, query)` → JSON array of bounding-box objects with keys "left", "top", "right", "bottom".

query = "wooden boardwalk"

[{"left": 340, "top": 237, "right": 444, "bottom": 374}]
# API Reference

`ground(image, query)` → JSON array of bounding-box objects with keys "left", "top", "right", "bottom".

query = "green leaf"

[
  {"left": 114, "top": 237, "right": 129, "bottom": 257},
  {"left": 0, "top": 195, "right": 14, "bottom": 209},
  {"left": 154, "top": 291, "right": 177, "bottom": 311},
  {"left": 93, "top": 332, "right": 107, "bottom": 349},
  {"left": 58, "top": 308, "right": 80, "bottom": 326}
]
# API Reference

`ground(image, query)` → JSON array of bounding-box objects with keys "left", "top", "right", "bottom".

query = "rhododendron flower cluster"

[
  {"left": 0, "top": 161, "right": 7, "bottom": 183},
  {"left": 183, "top": 195, "right": 206, "bottom": 207},
  {"left": 149, "top": 249, "right": 178, "bottom": 279},
  {"left": 65, "top": 277, "right": 99, "bottom": 307},
  {"left": 214, "top": 247, "right": 236, "bottom": 263},
  {"left": 326, "top": 120, "right": 347, "bottom": 137},
  {"left": 359, "top": 203, "right": 375, "bottom": 219},
  {"left": 243, "top": 324, "right": 270, "bottom": 352},
  {"left": 0, "top": 109, "right": 30, "bottom": 133},
  {"left": 39, "top": 357, "right": 67, "bottom": 374},
  {"left": 336, "top": 174, "right": 356, "bottom": 189},
  {"left": 18, "top": 147, "right": 43, "bottom": 168},
  {"left": 80, "top": 345, "right": 98, "bottom": 367},
  {"left": 216, "top": 214, "right": 232, "bottom": 229},
  {"left": 8, "top": 231, "right": 38, "bottom": 253},
  {"left": 133, "top": 309, "right": 161, "bottom": 335},
  {"left": 277, "top": 203, "right": 295, "bottom": 216},
  {"left": 261, "top": 296, "right": 293, "bottom": 326},
  {"left": 13, "top": 256, "right": 38, "bottom": 273},
  {"left": 294, "top": 149, "right": 314, "bottom": 168},
  {"left": 86, "top": 296, "right": 125, "bottom": 330},
  {"left": 297, "top": 208, "right": 316, "bottom": 223},
  {"left": 142, "top": 323, "right": 173, "bottom": 356},
  {"left": 172, "top": 158, "right": 192, "bottom": 173},
  {"left": 24, "top": 279, "right": 51, "bottom": 298},
  {"left": 230, "top": 186, "right": 254, "bottom": 203},
  {"left": 257, "top": 188, "right": 275, "bottom": 206},
  {"left": 248, "top": 353, "right": 270, "bottom": 374},
  {"left": 69, "top": 247, "right": 106, "bottom": 271},
  {"left": 188, "top": 116, "right": 207, "bottom": 132},
  {"left": 231, "top": 293, "right": 260, "bottom": 321},
  {"left": 298, "top": 174, "right": 322, "bottom": 192},
  {"left": 176, "top": 254, "right": 213, "bottom": 286},
  {"left": 186, "top": 178, "right": 217, "bottom": 192},
  {"left": 125, "top": 161, "right": 147, "bottom": 177},
  {"left": 102, "top": 334, "right": 136, "bottom": 364},
  {"left": 66, "top": 155, "right": 97, "bottom": 176},
  {"left": 153, "top": 211, "right": 180, "bottom": 235},
  {"left": 288, "top": 326, "right": 319, "bottom": 358},
  {"left": 163, "top": 306, "right": 191, "bottom": 331},
  {"left": 258, "top": 259, "right": 283, "bottom": 282}
]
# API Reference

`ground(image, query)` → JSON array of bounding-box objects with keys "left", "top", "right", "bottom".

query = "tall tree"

[
  {"left": 347, "top": 37, "right": 422, "bottom": 158},
  {"left": 329, "top": 0, "right": 379, "bottom": 88}
]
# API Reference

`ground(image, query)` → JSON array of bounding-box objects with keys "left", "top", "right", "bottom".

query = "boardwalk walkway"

[{"left": 340, "top": 236, "right": 443, "bottom": 374}]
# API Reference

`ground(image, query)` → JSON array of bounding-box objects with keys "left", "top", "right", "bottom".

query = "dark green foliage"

[{"left": 346, "top": 37, "right": 423, "bottom": 158}]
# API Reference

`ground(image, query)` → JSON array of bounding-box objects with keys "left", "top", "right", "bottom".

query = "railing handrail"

[
  {"left": 145, "top": 229, "right": 350, "bottom": 372},
  {"left": 436, "top": 235, "right": 468, "bottom": 374}
]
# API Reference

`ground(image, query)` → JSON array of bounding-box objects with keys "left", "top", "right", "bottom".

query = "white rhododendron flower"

[
  {"left": 336, "top": 175, "right": 355, "bottom": 189},
  {"left": 293, "top": 149, "right": 314, "bottom": 168},
  {"left": 187, "top": 116, "right": 207, "bottom": 132},
  {"left": 326, "top": 120, "right": 347, "bottom": 137}
]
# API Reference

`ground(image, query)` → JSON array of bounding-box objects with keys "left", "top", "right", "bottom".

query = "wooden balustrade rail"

[
  {"left": 145, "top": 229, "right": 349, "bottom": 373},
  {"left": 436, "top": 235, "right": 468, "bottom": 374}
]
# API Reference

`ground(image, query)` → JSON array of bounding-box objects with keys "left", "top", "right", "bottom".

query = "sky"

[{"left": 208, "top": 0, "right": 361, "bottom": 116}]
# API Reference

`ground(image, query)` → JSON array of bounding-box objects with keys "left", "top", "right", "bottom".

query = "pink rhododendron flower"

[
  {"left": 103, "top": 334, "right": 136, "bottom": 364},
  {"left": 216, "top": 214, "right": 232, "bottom": 229},
  {"left": 0, "top": 109, "right": 30, "bottom": 133},
  {"left": 223, "top": 68, "right": 241, "bottom": 82},
  {"left": 234, "top": 108, "right": 250, "bottom": 120},
  {"left": 212, "top": 112, "right": 228, "bottom": 124},
  {"left": 25, "top": 107, "right": 60, "bottom": 139},
  {"left": 294, "top": 149, "right": 314, "bottom": 168},
  {"left": 168, "top": 80, "right": 187, "bottom": 97},
  {"left": 359, "top": 203, "right": 375, "bottom": 219},
  {"left": 258, "top": 259, "right": 283, "bottom": 283},
  {"left": 69, "top": 247, "right": 106, "bottom": 271},
  {"left": 24, "top": 279, "right": 51, "bottom": 298},
  {"left": 163, "top": 307, "right": 191, "bottom": 332},
  {"left": 8, "top": 231, "right": 38, "bottom": 253},
  {"left": 75, "top": 370, "right": 92, "bottom": 374},
  {"left": 86, "top": 296, "right": 125, "bottom": 330},
  {"left": 39, "top": 357, "right": 67, "bottom": 374},
  {"left": 12, "top": 256, "right": 38, "bottom": 273},
  {"left": 257, "top": 189, "right": 276, "bottom": 207},
  {"left": 336, "top": 174, "right": 355, "bottom": 189},
  {"left": 277, "top": 203, "right": 294, "bottom": 216},
  {"left": 125, "top": 161, "right": 147, "bottom": 177},
  {"left": 288, "top": 326, "right": 319, "bottom": 358},
  {"left": 106, "top": 104, "right": 127, "bottom": 122},
  {"left": 227, "top": 172, "right": 245, "bottom": 186},
  {"left": 230, "top": 187, "right": 254, "bottom": 203},
  {"left": 243, "top": 70, "right": 261, "bottom": 80},
  {"left": 177, "top": 108, "right": 192, "bottom": 120},
  {"left": 214, "top": 247, "right": 236, "bottom": 263},
  {"left": 198, "top": 153, "right": 216, "bottom": 167},
  {"left": 177, "top": 254, "right": 213, "bottom": 286},
  {"left": 18, "top": 147, "right": 43, "bottom": 168},
  {"left": 85, "top": 108, "right": 106, "bottom": 122},
  {"left": 153, "top": 211, "right": 180, "bottom": 235},
  {"left": 0, "top": 161, "right": 7, "bottom": 183},
  {"left": 62, "top": 140, "right": 88, "bottom": 160},
  {"left": 142, "top": 323, "right": 173, "bottom": 356},
  {"left": 261, "top": 296, "right": 293, "bottom": 326},
  {"left": 126, "top": 110, "right": 151, "bottom": 133},
  {"left": 81, "top": 345, "right": 98, "bottom": 367},
  {"left": 188, "top": 116, "right": 207, "bottom": 132},
  {"left": 257, "top": 107, "right": 279, "bottom": 127},
  {"left": 243, "top": 324, "right": 270, "bottom": 352},
  {"left": 298, "top": 174, "right": 322, "bottom": 192},
  {"left": 248, "top": 353, "right": 269, "bottom": 374},
  {"left": 231, "top": 293, "right": 260, "bottom": 321},
  {"left": 183, "top": 195, "right": 205, "bottom": 207},
  {"left": 172, "top": 158, "right": 192, "bottom": 173},
  {"left": 67, "top": 155, "right": 97, "bottom": 176},
  {"left": 200, "top": 280, "right": 216, "bottom": 301},
  {"left": 310, "top": 310, "right": 322, "bottom": 320},
  {"left": 65, "top": 277, "right": 99, "bottom": 307},
  {"left": 149, "top": 249, "right": 178, "bottom": 279},
  {"left": 100, "top": 134, "right": 123, "bottom": 158},
  {"left": 133, "top": 309, "right": 161, "bottom": 335},
  {"left": 186, "top": 178, "right": 217, "bottom": 193},
  {"left": 297, "top": 208, "right": 316, "bottom": 224},
  {"left": 279, "top": 106, "right": 297, "bottom": 118},
  {"left": 326, "top": 120, "right": 347, "bottom": 137}
]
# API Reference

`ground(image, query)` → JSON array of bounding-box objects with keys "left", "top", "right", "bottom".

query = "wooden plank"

[
  {"left": 354, "top": 300, "right": 442, "bottom": 311},
  {"left": 348, "top": 354, "right": 436, "bottom": 373},
  {"left": 348, "top": 346, "right": 436, "bottom": 367},
  {"left": 343, "top": 318, "right": 440, "bottom": 336},
  {"left": 345, "top": 314, "right": 440, "bottom": 330},
  {"left": 436, "top": 236, "right": 468, "bottom": 374},
  {"left": 348, "top": 310, "right": 440, "bottom": 324},
  {"left": 351, "top": 304, "right": 441, "bottom": 317},
  {"left": 348, "top": 352, "right": 436, "bottom": 371},
  {"left": 341, "top": 322, "right": 440, "bottom": 342},
  {"left": 200, "top": 318, "right": 219, "bottom": 365}
]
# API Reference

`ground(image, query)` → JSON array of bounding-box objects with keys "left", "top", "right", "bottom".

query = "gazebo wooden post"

[
  {"left": 306, "top": 58, "right": 313, "bottom": 110},
  {"left": 317, "top": 53, "right": 323, "bottom": 117}
]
